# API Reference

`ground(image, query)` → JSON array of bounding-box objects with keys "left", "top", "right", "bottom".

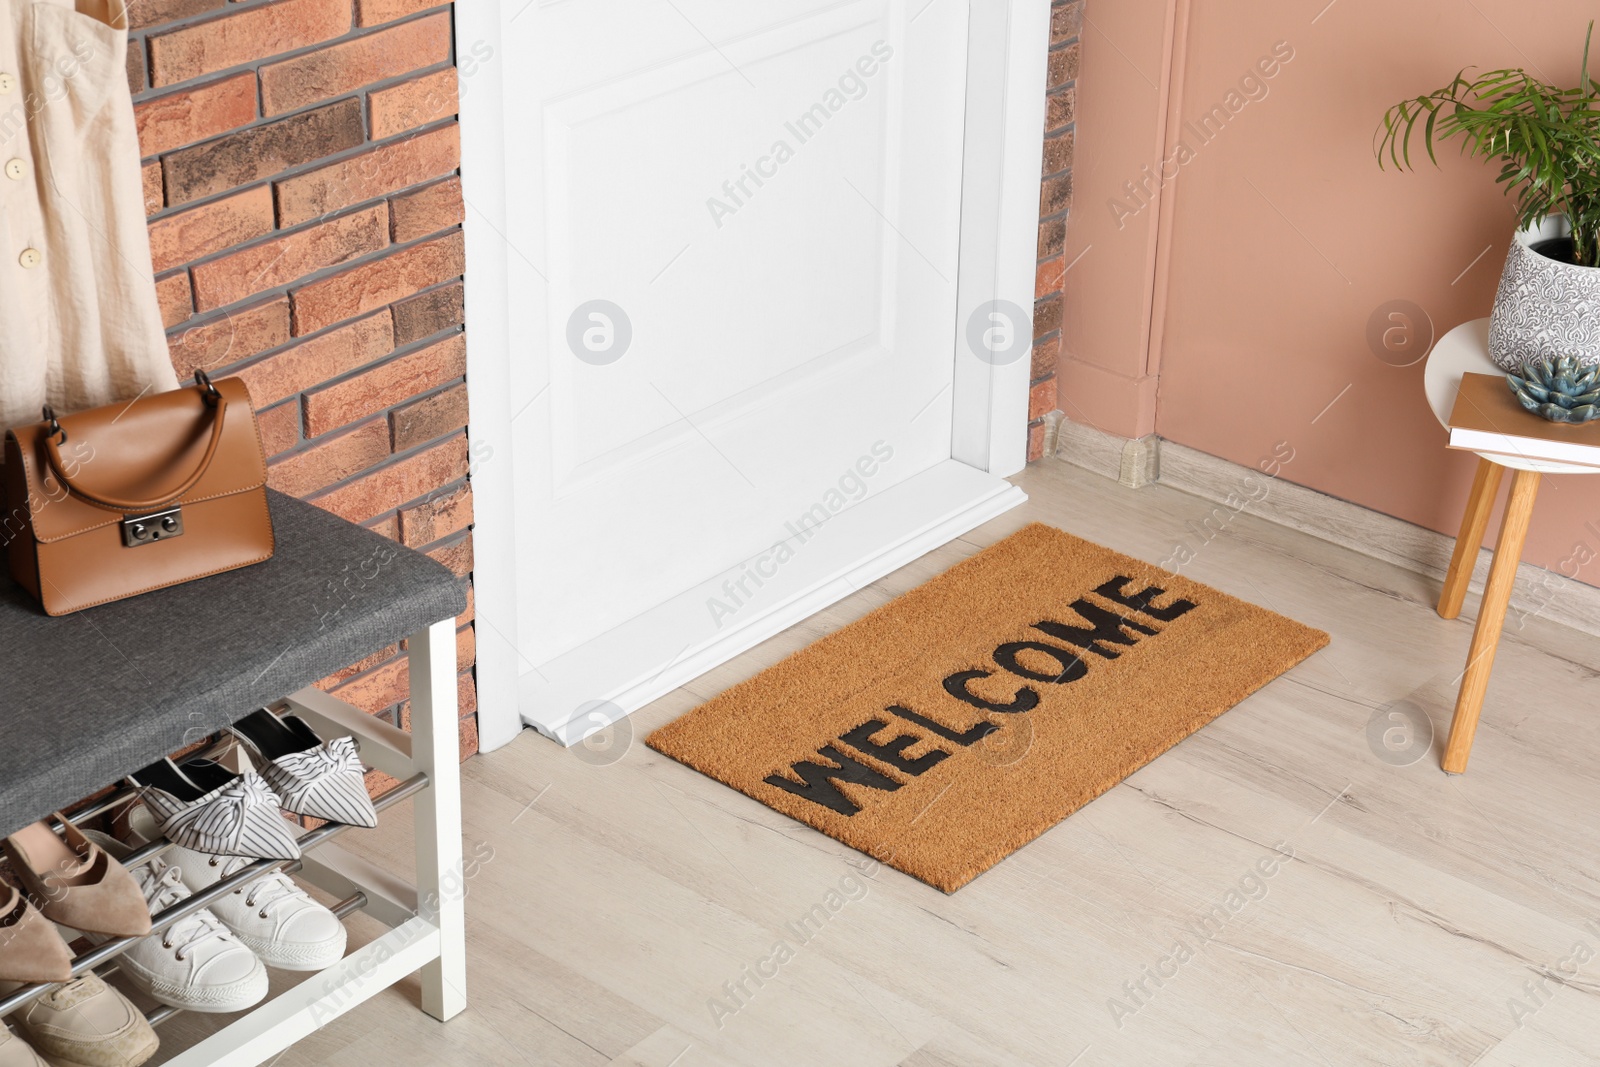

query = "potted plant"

[{"left": 1376, "top": 24, "right": 1600, "bottom": 371}]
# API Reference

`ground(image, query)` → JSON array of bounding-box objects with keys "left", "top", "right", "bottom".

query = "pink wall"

[
  {"left": 1065, "top": 0, "right": 1600, "bottom": 586},
  {"left": 1058, "top": 0, "right": 1169, "bottom": 437}
]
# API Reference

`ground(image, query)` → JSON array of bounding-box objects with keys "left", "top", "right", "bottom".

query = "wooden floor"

[{"left": 227, "top": 459, "right": 1600, "bottom": 1066}]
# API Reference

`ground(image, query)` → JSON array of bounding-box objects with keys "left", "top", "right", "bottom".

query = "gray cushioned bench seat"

[{"left": 0, "top": 490, "right": 466, "bottom": 837}]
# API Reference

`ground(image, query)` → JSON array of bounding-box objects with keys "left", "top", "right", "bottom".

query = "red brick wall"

[
  {"left": 129, "top": 0, "right": 478, "bottom": 761},
  {"left": 1029, "top": 0, "right": 1080, "bottom": 461}
]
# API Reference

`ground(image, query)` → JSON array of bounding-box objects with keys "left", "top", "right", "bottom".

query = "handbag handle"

[{"left": 42, "top": 376, "right": 230, "bottom": 513}]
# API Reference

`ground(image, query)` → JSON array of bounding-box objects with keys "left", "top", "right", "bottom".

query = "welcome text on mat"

[{"left": 763, "top": 576, "right": 1198, "bottom": 816}]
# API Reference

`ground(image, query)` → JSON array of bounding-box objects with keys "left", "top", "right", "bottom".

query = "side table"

[{"left": 1424, "top": 319, "right": 1597, "bottom": 773}]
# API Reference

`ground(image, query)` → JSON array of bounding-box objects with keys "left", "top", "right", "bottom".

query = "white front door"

[{"left": 490, "top": 0, "right": 1032, "bottom": 744}]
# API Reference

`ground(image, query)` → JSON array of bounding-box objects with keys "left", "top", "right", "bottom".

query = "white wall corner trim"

[{"left": 453, "top": 0, "right": 523, "bottom": 753}]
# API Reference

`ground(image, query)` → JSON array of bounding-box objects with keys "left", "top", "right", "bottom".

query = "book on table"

[{"left": 1447, "top": 371, "right": 1600, "bottom": 469}]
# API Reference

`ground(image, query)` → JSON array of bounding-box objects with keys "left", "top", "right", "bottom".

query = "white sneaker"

[
  {"left": 82, "top": 832, "right": 267, "bottom": 1014},
  {"left": 171, "top": 848, "right": 345, "bottom": 971},
  {"left": 122, "top": 805, "right": 346, "bottom": 971}
]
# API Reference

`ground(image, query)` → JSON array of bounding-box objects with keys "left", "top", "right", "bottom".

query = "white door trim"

[
  {"left": 952, "top": 0, "right": 1050, "bottom": 477},
  {"left": 456, "top": 1, "right": 1050, "bottom": 752}
]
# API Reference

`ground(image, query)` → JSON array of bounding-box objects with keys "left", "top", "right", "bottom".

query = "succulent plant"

[{"left": 1507, "top": 355, "right": 1600, "bottom": 424}]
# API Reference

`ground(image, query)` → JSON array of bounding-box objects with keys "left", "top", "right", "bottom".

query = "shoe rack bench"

[{"left": 0, "top": 491, "right": 469, "bottom": 1066}]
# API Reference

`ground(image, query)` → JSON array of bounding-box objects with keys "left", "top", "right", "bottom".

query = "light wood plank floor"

[{"left": 164, "top": 458, "right": 1600, "bottom": 1066}]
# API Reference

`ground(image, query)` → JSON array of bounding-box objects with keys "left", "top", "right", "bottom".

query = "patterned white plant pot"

[{"left": 1488, "top": 214, "right": 1600, "bottom": 371}]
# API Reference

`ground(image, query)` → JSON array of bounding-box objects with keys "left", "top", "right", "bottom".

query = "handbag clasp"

[
  {"left": 121, "top": 507, "right": 184, "bottom": 547},
  {"left": 41, "top": 405, "right": 65, "bottom": 444},
  {"left": 195, "top": 368, "right": 221, "bottom": 408}
]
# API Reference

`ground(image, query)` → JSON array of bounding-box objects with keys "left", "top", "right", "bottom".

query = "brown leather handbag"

[{"left": 2, "top": 372, "right": 274, "bottom": 615}]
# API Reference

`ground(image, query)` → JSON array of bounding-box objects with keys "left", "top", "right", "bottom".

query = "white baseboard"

[{"left": 1052, "top": 418, "right": 1600, "bottom": 640}]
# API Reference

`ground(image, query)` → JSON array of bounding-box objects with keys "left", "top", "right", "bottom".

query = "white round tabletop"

[{"left": 1424, "top": 318, "right": 1598, "bottom": 474}]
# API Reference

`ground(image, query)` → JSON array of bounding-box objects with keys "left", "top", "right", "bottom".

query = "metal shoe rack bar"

[{"left": 0, "top": 772, "right": 429, "bottom": 1020}]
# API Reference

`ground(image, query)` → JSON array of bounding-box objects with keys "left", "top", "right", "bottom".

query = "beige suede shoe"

[
  {"left": 0, "top": 881, "right": 74, "bottom": 984},
  {"left": 0, "top": 1024, "right": 49, "bottom": 1067},
  {"left": 0, "top": 974, "right": 158, "bottom": 1067},
  {"left": 2, "top": 818, "right": 152, "bottom": 939}
]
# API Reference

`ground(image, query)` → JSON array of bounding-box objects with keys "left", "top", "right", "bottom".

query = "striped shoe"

[
  {"left": 229, "top": 710, "right": 378, "bottom": 828},
  {"left": 126, "top": 758, "right": 301, "bottom": 861}
]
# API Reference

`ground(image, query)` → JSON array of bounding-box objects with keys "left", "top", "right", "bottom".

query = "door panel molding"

[{"left": 554, "top": 334, "right": 885, "bottom": 496}]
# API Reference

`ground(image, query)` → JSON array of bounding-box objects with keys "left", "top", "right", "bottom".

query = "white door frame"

[{"left": 456, "top": 0, "right": 1050, "bottom": 752}]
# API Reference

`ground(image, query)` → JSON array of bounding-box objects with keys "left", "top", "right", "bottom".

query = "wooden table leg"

[
  {"left": 1442, "top": 468, "right": 1541, "bottom": 773},
  {"left": 1439, "top": 457, "right": 1506, "bottom": 620}
]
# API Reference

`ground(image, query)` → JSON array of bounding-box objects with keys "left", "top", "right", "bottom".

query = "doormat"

[{"left": 646, "top": 523, "right": 1328, "bottom": 893}]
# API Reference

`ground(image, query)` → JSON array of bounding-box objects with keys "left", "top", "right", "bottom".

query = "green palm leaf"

[{"left": 1376, "top": 22, "right": 1600, "bottom": 265}]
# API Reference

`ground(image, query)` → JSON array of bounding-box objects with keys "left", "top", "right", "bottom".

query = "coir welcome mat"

[{"left": 647, "top": 523, "right": 1329, "bottom": 893}]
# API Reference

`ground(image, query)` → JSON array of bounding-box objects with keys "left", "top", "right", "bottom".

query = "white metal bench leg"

[{"left": 408, "top": 617, "right": 466, "bottom": 1021}]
